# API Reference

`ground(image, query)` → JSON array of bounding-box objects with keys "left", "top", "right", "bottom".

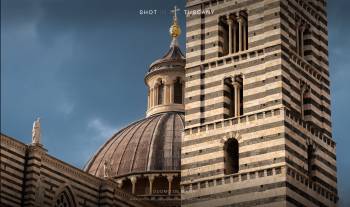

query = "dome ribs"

[
  {"left": 173, "top": 113, "right": 183, "bottom": 170},
  {"left": 129, "top": 115, "right": 159, "bottom": 173},
  {"left": 86, "top": 120, "right": 137, "bottom": 176},
  {"left": 146, "top": 114, "right": 167, "bottom": 171},
  {"left": 115, "top": 117, "right": 154, "bottom": 175},
  {"left": 148, "top": 113, "right": 169, "bottom": 170},
  {"left": 94, "top": 120, "right": 141, "bottom": 176},
  {"left": 83, "top": 127, "right": 127, "bottom": 173},
  {"left": 164, "top": 113, "right": 175, "bottom": 170}
]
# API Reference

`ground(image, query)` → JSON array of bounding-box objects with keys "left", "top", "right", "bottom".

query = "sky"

[{"left": 1, "top": 0, "right": 349, "bottom": 205}]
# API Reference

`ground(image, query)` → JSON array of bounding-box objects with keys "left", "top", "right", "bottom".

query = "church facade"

[{"left": 1, "top": 0, "right": 338, "bottom": 207}]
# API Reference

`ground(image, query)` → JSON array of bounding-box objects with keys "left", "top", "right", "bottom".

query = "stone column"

[
  {"left": 148, "top": 175, "right": 155, "bottom": 195},
  {"left": 165, "top": 84, "right": 171, "bottom": 104},
  {"left": 150, "top": 88, "right": 154, "bottom": 107},
  {"left": 170, "top": 83, "right": 174, "bottom": 104},
  {"left": 147, "top": 90, "right": 150, "bottom": 109},
  {"left": 233, "top": 83, "right": 241, "bottom": 117},
  {"left": 166, "top": 175, "right": 174, "bottom": 195},
  {"left": 129, "top": 176, "right": 137, "bottom": 195},
  {"left": 238, "top": 16, "right": 243, "bottom": 52},
  {"left": 227, "top": 17, "right": 233, "bottom": 54},
  {"left": 155, "top": 86, "right": 158, "bottom": 105}
]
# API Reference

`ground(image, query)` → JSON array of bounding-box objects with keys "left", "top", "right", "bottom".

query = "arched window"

[
  {"left": 157, "top": 81, "right": 164, "bottom": 105},
  {"left": 54, "top": 188, "right": 76, "bottom": 207},
  {"left": 219, "top": 16, "right": 230, "bottom": 56},
  {"left": 174, "top": 78, "right": 183, "bottom": 104},
  {"left": 307, "top": 144, "right": 314, "bottom": 175},
  {"left": 224, "top": 78, "right": 235, "bottom": 118},
  {"left": 296, "top": 18, "right": 308, "bottom": 58},
  {"left": 224, "top": 76, "right": 243, "bottom": 118},
  {"left": 219, "top": 12, "right": 248, "bottom": 57},
  {"left": 300, "top": 80, "right": 310, "bottom": 120},
  {"left": 224, "top": 138, "right": 239, "bottom": 174}
]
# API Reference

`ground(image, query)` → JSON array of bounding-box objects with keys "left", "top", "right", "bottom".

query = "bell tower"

[{"left": 181, "top": 0, "right": 338, "bottom": 206}]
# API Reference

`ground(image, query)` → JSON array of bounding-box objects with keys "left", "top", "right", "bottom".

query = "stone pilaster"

[
  {"left": 22, "top": 144, "right": 46, "bottom": 207},
  {"left": 99, "top": 180, "right": 115, "bottom": 207}
]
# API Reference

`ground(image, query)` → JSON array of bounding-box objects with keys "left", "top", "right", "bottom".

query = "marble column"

[
  {"left": 155, "top": 86, "right": 159, "bottom": 105},
  {"left": 147, "top": 90, "right": 150, "bottom": 109},
  {"left": 227, "top": 17, "right": 233, "bottom": 54},
  {"left": 148, "top": 175, "right": 155, "bottom": 195},
  {"left": 233, "top": 83, "right": 241, "bottom": 117},
  {"left": 238, "top": 16, "right": 243, "bottom": 52},
  {"left": 150, "top": 88, "right": 154, "bottom": 107},
  {"left": 170, "top": 83, "right": 174, "bottom": 104},
  {"left": 130, "top": 176, "right": 137, "bottom": 194},
  {"left": 166, "top": 175, "right": 173, "bottom": 195},
  {"left": 233, "top": 22, "right": 237, "bottom": 53},
  {"left": 165, "top": 84, "right": 170, "bottom": 104}
]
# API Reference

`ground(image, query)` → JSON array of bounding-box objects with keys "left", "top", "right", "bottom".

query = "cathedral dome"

[{"left": 84, "top": 112, "right": 184, "bottom": 177}]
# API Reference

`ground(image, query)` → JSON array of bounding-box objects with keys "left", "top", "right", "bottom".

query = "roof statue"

[{"left": 32, "top": 117, "right": 41, "bottom": 145}]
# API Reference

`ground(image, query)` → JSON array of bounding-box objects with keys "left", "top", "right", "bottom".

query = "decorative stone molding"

[{"left": 221, "top": 131, "right": 241, "bottom": 144}]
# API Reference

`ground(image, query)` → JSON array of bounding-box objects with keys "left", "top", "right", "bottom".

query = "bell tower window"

[
  {"left": 224, "top": 138, "right": 239, "bottom": 174},
  {"left": 224, "top": 78, "right": 235, "bottom": 117},
  {"left": 307, "top": 144, "right": 315, "bottom": 176},
  {"left": 219, "top": 11, "right": 248, "bottom": 57},
  {"left": 300, "top": 80, "right": 310, "bottom": 120},
  {"left": 224, "top": 75, "right": 243, "bottom": 118},
  {"left": 296, "top": 18, "right": 309, "bottom": 58}
]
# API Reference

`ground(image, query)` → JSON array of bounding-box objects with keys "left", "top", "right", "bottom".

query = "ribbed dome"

[{"left": 84, "top": 112, "right": 184, "bottom": 177}]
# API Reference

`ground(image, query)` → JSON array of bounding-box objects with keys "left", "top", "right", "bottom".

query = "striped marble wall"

[{"left": 182, "top": 0, "right": 337, "bottom": 206}]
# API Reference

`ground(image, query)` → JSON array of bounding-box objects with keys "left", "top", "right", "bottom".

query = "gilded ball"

[{"left": 170, "top": 23, "right": 181, "bottom": 37}]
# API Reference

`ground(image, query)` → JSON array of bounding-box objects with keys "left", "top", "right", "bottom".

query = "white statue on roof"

[{"left": 32, "top": 117, "right": 41, "bottom": 145}]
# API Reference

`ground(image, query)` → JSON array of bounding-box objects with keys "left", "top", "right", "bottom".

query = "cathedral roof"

[{"left": 84, "top": 112, "right": 184, "bottom": 177}]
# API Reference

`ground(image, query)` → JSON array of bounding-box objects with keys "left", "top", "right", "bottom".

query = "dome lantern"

[{"left": 144, "top": 6, "right": 185, "bottom": 117}]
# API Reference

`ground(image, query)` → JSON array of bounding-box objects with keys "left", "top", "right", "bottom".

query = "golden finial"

[{"left": 170, "top": 5, "right": 181, "bottom": 38}]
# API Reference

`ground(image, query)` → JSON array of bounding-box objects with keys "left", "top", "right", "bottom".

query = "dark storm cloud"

[{"left": 1, "top": 0, "right": 350, "bottom": 205}]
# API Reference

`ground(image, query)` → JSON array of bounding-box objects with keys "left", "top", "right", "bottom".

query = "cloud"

[{"left": 87, "top": 117, "right": 116, "bottom": 140}]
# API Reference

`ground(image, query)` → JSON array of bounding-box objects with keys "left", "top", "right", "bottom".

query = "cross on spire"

[{"left": 171, "top": 5, "right": 180, "bottom": 21}]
